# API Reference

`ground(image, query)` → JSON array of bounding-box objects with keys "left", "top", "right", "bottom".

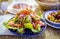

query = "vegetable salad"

[{"left": 4, "top": 8, "right": 45, "bottom": 34}]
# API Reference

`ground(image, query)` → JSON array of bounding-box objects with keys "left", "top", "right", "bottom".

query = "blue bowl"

[
  {"left": 43, "top": 10, "right": 60, "bottom": 29},
  {"left": 8, "top": 19, "right": 47, "bottom": 36}
]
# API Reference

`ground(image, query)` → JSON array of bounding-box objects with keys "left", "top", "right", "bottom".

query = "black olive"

[{"left": 57, "top": 15, "right": 60, "bottom": 19}]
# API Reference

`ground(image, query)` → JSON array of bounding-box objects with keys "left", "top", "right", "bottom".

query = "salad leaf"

[
  {"left": 3, "top": 21, "right": 17, "bottom": 30},
  {"left": 12, "top": 18, "right": 15, "bottom": 21},
  {"left": 25, "top": 15, "right": 31, "bottom": 23},
  {"left": 31, "top": 29, "right": 39, "bottom": 33},
  {"left": 31, "top": 27, "right": 41, "bottom": 33},
  {"left": 37, "top": 11, "right": 43, "bottom": 18},
  {"left": 3, "top": 20, "right": 10, "bottom": 25},
  {"left": 18, "top": 28, "right": 24, "bottom": 34},
  {"left": 33, "top": 14, "right": 40, "bottom": 20},
  {"left": 34, "top": 17, "right": 40, "bottom": 20},
  {"left": 6, "top": 25, "right": 17, "bottom": 30},
  {"left": 31, "top": 24, "right": 41, "bottom": 33},
  {"left": 37, "top": 24, "right": 41, "bottom": 31},
  {"left": 24, "top": 23, "right": 33, "bottom": 29},
  {"left": 12, "top": 15, "right": 19, "bottom": 23}
]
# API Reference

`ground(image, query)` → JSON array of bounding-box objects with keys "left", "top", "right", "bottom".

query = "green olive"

[{"left": 48, "top": 15, "right": 55, "bottom": 22}]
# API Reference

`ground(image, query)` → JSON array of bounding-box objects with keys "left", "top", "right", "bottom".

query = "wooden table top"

[{"left": 0, "top": 26, "right": 60, "bottom": 39}]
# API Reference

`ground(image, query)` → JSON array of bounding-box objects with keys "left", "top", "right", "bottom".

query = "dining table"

[{"left": 0, "top": 0, "right": 60, "bottom": 39}]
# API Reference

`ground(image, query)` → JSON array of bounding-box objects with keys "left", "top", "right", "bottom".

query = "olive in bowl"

[{"left": 44, "top": 10, "right": 60, "bottom": 29}]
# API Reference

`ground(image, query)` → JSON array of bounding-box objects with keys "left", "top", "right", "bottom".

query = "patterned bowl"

[
  {"left": 43, "top": 10, "right": 60, "bottom": 29},
  {"left": 7, "top": 19, "right": 47, "bottom": 36}
]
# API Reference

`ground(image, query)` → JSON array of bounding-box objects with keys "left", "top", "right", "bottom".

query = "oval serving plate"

[{"left": 3, "top": 17, "right": 47, "bottom": 36}]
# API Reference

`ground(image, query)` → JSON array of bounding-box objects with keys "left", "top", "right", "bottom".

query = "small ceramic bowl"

[{"left": 43, "top": 10, "right": 60, "bottom": 29}]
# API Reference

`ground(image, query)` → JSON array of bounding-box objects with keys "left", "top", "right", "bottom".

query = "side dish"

[{"left": 48, "top": 11, "right": 60, "bottom": 23}]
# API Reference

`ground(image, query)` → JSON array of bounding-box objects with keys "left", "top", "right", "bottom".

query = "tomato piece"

[
  {"left": 35, "top": 20, "right": 45, "bottom": 26},
  {"left": 32, "top": 23, "right": 37, "bottom": 29},
  {"left": 20, "top": 8, "right": 31, "bottom": 15},
  {"left": 35, "top": 20, "right": 40, "bottom": 24}
]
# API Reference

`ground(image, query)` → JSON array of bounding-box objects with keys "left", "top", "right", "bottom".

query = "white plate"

[{"left": 7, "top": 1, "right": 38, "bottom": 14}]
